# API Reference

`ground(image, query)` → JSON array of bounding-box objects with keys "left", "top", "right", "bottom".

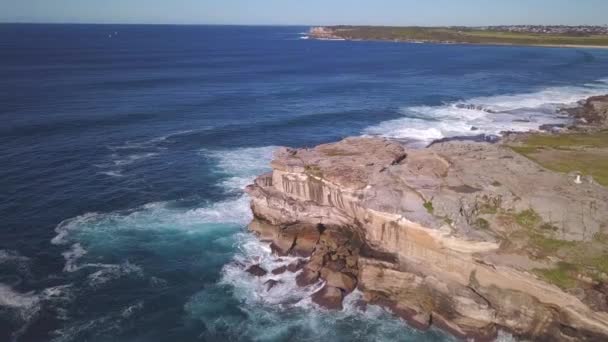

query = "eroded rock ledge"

[{"left": 245, "top": 135, "right": 608, "bottom": 341}]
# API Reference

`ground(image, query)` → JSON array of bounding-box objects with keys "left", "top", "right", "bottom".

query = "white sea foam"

[
  {"left": 108, "top": 129, "right": 196, "bottom": 151},
  {"left": 111, "top": 152, "right": 159, "bottom": 166},
  {"left": 53, "top": 145, "right": 276, "bottom": 279},
  {"left": 220, "top": 233, "right": 320, "bottom": 307},
  {"left": 365, "top": 79, "right": 608, "bottom": 143},
  {"left": 86, "top": 262, "right": 143, "bottom": 288},
  {"left": 205, "top": 146, "right": 277, "bottom": 191},
  {"left": 0, "top": 284, "right": 39, "bottom": 310},
  {"left": 185, "top": 231, "right": 454, "bottom": 341},
  {"left": 98, "top": 170, "right": 124, "bottom": 177},
  {"left": 0, "top": 249, "right": 30, "bottom": 265}
]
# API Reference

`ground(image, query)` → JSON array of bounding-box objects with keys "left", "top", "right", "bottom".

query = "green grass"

[
  {"left": 509, "top": 131, "right": 608, "bottom": 186},
  {"left": 324, "top": 26, "right": 608, "bottom": 46},
  {"left": 516, "top": 209, "right": 542, "bottom": 229},
  {"left": 593, "top": 232, "right": 608, "bottom": 243},
  {"left": 530, "top": 234, "right": 577, "bottom": 254},
  {"left": 423, "top": 201, "right": 434, "bottom": 214},
  {"left": 534, "top": 262, "right": 579, "bottom": 289},
  {"left": 520, "top": 131, "right": 608, "bottom": 149}
]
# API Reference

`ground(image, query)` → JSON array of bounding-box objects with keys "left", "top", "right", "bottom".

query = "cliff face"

[{"left": 245, "top": 137, "right": 608, "bottom": 341}]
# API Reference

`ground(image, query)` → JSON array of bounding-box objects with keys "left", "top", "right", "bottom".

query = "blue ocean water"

[{"left": 1, "top": 24, "right": 608, "bottom": 342}]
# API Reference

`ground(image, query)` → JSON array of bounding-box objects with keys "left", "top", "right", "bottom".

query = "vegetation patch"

[
  {"left": 325, "top": 26, "right": 608, "bottom": 46},
  {"left": 530, "top": 234, "right": 577, "bottom": 255},
  {"left": 515, "top": 209, "right": 542, "bottom": 229},
  {"left": 423, "top": 201, "right": 434, "bottom": 214},
  {"left": 508, "top": 131, "right": 608, "bottom": 186},
  {"left": 534, "top": 262, "right": 579, "bottom": 289},
  {"left": 473, "top": 218, "right": 490, "bottom": 230}
]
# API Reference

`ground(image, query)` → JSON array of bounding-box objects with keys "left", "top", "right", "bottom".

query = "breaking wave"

[
  {"left": 185, "top": 231, "right": 453, "bottom": 341},
  {"left": 365, "top": 78, "right": 608, "bottom": 144}
]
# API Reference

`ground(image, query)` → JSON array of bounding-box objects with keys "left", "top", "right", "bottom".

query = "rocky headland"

[
  {"left": 308, "top": 26, "right": 608, "bottom": 48},
  {"left": 244, "top": 95, "right": 608, "bottom": 341}
]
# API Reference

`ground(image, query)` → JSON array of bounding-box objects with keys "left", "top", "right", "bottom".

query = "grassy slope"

[
  {"left": 505, "top": 132, "right": 608, "bottom": 288},
  {"left": 326, "top": 26, "right": 608, "bottom": 46},
  {"left": 509, "top": 131, "right": 608, "bottom": 186}
]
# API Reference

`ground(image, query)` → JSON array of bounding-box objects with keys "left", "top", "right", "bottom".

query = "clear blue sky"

[{"left": 1, "top": 0, "right": 607, "bottom": 26}]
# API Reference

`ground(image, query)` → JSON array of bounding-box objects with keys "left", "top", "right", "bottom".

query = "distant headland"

[{"left": 309, "top": 25, "right": 608, "bottom": 48}]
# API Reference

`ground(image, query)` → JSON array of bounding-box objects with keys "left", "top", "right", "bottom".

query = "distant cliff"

[{"left": 308, "top": 26, "right": 608, "bottom": 48}]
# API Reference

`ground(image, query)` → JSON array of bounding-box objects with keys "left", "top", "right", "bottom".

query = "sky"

[{"left": 1, "top": 0, "right": 608, "bottom": 26}]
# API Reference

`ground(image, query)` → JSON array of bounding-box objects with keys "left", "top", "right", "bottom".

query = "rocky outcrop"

[
  {"left": 245, "top": 137, "right": 608, "bottom": 341},
  {"left": 309, "top": 27, "right": 343, "bottom": 40},
  {"left": 564, "top": 95, "right": 608, "bottom": 128}
]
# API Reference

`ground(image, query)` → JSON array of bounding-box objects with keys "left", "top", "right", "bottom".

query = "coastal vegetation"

[
  {"left": 509, "top": 130, "right": 608, "bottom": 186},
  {"left": 311, "top": 26, "right": 608, "bottom": 47}
]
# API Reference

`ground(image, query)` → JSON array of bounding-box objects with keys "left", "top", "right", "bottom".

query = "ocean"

[{"left": 1, "top": 24, "right": 608, "bottom": 342}]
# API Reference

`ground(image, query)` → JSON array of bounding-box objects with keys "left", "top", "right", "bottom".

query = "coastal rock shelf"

[{"left": 245, "top": 134, "right": 608, "bottom": 341}]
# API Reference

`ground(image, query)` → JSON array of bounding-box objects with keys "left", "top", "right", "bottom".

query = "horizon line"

[{"left": 1, "top": 21, "right": 607, "bottom": 28}]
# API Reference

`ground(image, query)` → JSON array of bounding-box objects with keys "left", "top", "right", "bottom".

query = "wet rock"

[
  {"left": 264, "top": 279, "right": 282, "bottom": 291},
  {"left": 287, "top": 259, "right": 306, "bottom": 272},
  {"left": 271, "top": 265, "right": 287, "bottom": 275},
  {"left": 246, "top": 264, "right": 268, "bottom": 277},
  {"left": 311, "top": 285, "right": 344, "bottom": 310},
  {"left": 295, "top": 269, "right": 319, "bottom": 287}
]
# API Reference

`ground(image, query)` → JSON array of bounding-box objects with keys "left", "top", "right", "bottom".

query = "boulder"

[
  {"left": 246, "top": 264, "right": 267, "bottom": 277},
  {"left": 271, "top": 265, "right": 287, "bottom": 275},
  {"left": 320, "top": 267, "right": 357, "bottom": 293},
  {"left": 311, "top": 285, "right": 344, "bottom": 310},
  {"left": 287, "top": 259, "right": 306, "bottom": 272},
  {"left": 292, "top": 224, "right": 321, "bottom": 256},
  {"left": 296, "top": 269, "right": 319, "bottom": 287}
]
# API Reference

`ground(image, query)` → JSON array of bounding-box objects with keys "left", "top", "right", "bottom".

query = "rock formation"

[
  {"left": 245, "top": 133, "right": 608, "bottom": 341},
  {"left": 563, "top": 95, "right": 608, "bottom": 128}
]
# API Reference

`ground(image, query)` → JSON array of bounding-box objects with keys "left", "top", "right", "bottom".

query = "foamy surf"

[
  {"left": 365, "top": 78, "right": 608, "bottom": 144},
  {"left": 204, "top": 145, "right": 277, "bottom": 191},
  {"left": 187, "top": 231, "right": 454, "bottom": 341}
]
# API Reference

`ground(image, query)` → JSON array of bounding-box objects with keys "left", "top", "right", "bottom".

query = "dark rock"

[
  {"left": 296, "top": 269, "right": 320, "bottom": 286},
  {"left": 539, "top": 123, "right": 566, "bottom": 132},
  {"left": 427, "top": 134, "right": 500, "bottom": 147},
  {"left": 311, "top": 285, "right": 344, "bottom": 310},
  {"left": 271, "top": 265, "right": 287, "bottom": 275},
  {"left": 264, "top": 279, "right": 282, "bottom": 291},
  {"left": 287, "top": 259, "right": 306, "bottom": 272},
  {"left": 246, "top": 264, "right": 268, "bottom": 277}
]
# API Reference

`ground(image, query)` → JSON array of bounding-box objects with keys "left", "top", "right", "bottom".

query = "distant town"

[
  {"left": 476, "top": 25, "right": 608, "bottom": 35},
  {"left": 309, "top": 25, "right": 608, "bottom": 48}
]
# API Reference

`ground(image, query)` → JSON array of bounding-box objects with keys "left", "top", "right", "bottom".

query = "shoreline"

[
  {"left": 244, "top": 94, "right": 608, "bottom": 341},
  {"left": 310, "top": 36, "right": 608, "bottom": 50},
  {"left": 308, "top": 26, "right": 608, "bottom": 50}
]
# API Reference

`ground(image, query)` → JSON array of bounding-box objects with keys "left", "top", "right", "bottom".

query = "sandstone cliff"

[{"left": 244, "top": 98, "right": 608, "bottom": 341}]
